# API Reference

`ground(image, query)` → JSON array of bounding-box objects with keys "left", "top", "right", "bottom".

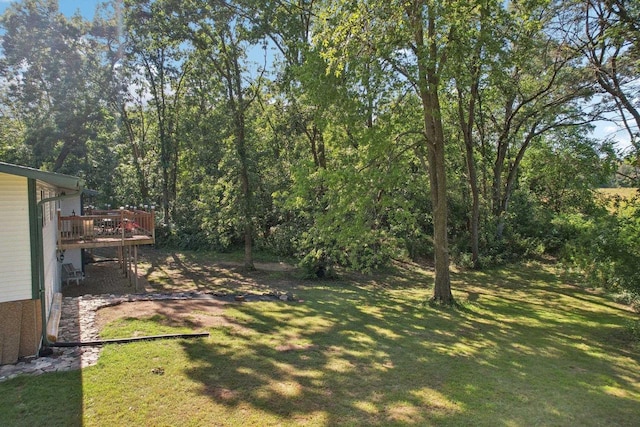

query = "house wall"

[
  {"left": 0, "top": 172, "right": 32, "bottom": 303},
  {"left": 37, "top": 183, "right": 61, "bottom": 323},
  {"left": 61, "top": 248, "right": 82, "bottom": 274},
  {"left": 0, "top": 164, "right": 83, "bottom": 364},
  {"left": 0, "top": 173, "right": 43, "bottom": 363},
  {"left": 60, "top": 197, "right": 80, "bottom": 217}
]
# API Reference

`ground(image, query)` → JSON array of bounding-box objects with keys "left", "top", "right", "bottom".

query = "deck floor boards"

[{"left": 58, "top": 235, "right": 154, "bottom": 249}]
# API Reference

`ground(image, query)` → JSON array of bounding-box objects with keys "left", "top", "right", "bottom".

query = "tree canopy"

[{"left": 1, "top": 0, "right": 637, "bottom": 300}]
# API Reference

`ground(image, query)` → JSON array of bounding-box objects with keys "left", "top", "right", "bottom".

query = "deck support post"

[
  {"left": 134, "top": 245, "right": 139, "bottom": 292},
  {"left": 118, "top": 245, "right": 125, "bottom": 277},
  {"left": 125, "top": 246, "right": 131, "bottom": 280}
]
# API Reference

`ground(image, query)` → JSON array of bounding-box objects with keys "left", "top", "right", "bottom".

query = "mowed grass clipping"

[{"left": 1, "top": 262, "right": 639, "bottom": 426}]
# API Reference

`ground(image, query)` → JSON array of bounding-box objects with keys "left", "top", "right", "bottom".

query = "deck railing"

[{"left": 58, "top": 209, "right": 155, "bottom": 244}]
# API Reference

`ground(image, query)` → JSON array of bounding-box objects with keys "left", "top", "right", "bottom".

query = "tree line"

[{"left": 1, "top": 0, "right": 639, "bottom": 303}]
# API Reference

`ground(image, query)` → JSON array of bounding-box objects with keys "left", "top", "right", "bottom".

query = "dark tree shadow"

[{"left": 177, "top": 267, "right": 640, "bottom": 426}]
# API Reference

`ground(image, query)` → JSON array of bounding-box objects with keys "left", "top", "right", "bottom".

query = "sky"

[
  {"left": 594, "top": 121, "right": 634, "bottom": 154},
  {"left": 0, "top": 0, "right": 100, "bottom": 18}
]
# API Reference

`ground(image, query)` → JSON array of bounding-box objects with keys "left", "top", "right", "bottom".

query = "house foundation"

[{"left": 0, "top": 299, "right": 41, "bottom": 365}]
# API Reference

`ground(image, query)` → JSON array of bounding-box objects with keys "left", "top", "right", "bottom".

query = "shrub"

[
  {"left": 557, "top": 195, "right": 640, "bottom": 295},
  {"left": 262, "top": 224, "right": 298, "bottom": 257},
  {"left": 613, "top": 290, "right": 640, "bottom": 306},
  {"left": 626, "top": 319, "right": 640, "bottom": 342}
]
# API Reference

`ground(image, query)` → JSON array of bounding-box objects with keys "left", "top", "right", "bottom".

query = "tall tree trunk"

[
  {"left": 457, "top": 82, "right": 480, "bottom": 268},
  {"left": 492, "top": 96, "right": 515, "bottom": 241},
  {"left": 121, "top": 107, "right": 150, "bottom": 201},
  {"left": 144, "top": 49, "right": 172, "bottom": 224},
  {"left": 188, "top": 17, "right": 257, "bottom": 271},
  {"left": 464, "top": 134, "right": 480, "bottom": 267},
  {"left": 53, "top": 141, "right": 72, "bottom": 172},
  {"left": 235, "top": 109, "right": 254, "bottom": 270},
  {"left": 413, "top": 7, "right": 453, "bottom": 304},
  {"left": 455, "top": 3, "right": 487, "bottom": 269},
  {"left": 423, "top": 97, "right": 452, "bottom": 303},
  {"left": 225, "top": 38, "right": 255, "bottom": 271},
  {"left": 238, "top": 133, "right": 254, "bottom": 270}
]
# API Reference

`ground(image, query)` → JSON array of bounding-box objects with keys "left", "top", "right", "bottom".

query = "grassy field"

[
  {"left": 597, "top": 187, "right": 638, "bottom": 198},
  {"left": 596, "top": 188, "right": 639, "bottom": 215},
  {"left": 0, "top": 256, "right": 639, "bottom": 426}
]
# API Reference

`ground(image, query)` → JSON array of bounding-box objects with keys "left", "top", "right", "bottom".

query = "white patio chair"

[{"left": 62, "top": 263, "right": 84, "bottom": 286}]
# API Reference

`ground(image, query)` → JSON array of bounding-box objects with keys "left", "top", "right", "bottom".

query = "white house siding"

[
  {"left": 60, "top": 197, "right": 80, "bottom": 217},
  {"left": 38, "top": 183, "right": 60, "bottom": 320},
  {"left": 0, "top": 173, "right": 32, "bottom": 303},
  {"left": 61, "top": 247, "right": 82, "bottom": 274}
]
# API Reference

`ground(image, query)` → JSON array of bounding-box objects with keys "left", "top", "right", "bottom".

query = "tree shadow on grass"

[
  {"left": 180, "top": 290, "right": 461, "bottom": 425},
  {"left": 178, "top": 271, "right": 640, "bottom": 426},
  {"left": 141, "top": 249, "right": 299, "bottom": 295}
]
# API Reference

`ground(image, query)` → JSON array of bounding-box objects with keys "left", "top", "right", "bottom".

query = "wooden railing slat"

[{"left": 57, "top": 209, "right": 155, "bottom": 244}]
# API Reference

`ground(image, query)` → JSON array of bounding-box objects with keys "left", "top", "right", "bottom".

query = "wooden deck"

[{"left": 57, "top": 209, "right": 155, "bottom": 250}]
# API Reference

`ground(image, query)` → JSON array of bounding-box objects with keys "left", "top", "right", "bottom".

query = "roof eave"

[{"left": 0, "top": 162, "right": 84, "bottom": 192}]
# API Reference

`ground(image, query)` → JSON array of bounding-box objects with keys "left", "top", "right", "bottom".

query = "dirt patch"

[
  {"left": 95, "top": 299, "right": 232, "bottom": 331},
  {"left": 68, "top": 248, "right": 303, "bottom": 336},
  {"left": 64, "top": 247, "right": 302, "bottom": 298},
  {"left": 139, "top": 249, "right": 301, "bottom": 295},
  {"left": 63, "top": 260, "right": 151, "bottom": 297}
]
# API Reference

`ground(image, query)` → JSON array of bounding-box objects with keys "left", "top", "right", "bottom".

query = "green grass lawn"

[{"left": 1, "top": 260, "right": 639, "bottom": 426}]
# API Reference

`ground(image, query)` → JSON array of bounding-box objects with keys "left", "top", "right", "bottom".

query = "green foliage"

[
  {"left": 1, "top": 0, "right": 637, "bottom": 284},
  {"left": 557, "top": 195, "right": 640, "bottom": 294},
  {"left": 0, "top": 116, "right": 30, "bottom": 165},
  {"left": 450, "top": 131, "right": 619, "bottom": 268},
  {"left": 0, "top": 0, "right": 113, "bottom": 173},
  {"left": 626, "top": 319, "right": 640, "bottom": 343},
  {"left": 613, "top": 290, "right": 640, "bottom": 314},
  {"left": 521, "top": 132, "right": 617, "bottom": 213}
]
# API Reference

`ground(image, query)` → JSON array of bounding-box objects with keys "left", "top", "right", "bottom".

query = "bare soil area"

[
  {"left": 64, "top": 247, "right": 300, "bottom": 297},
  {"left": 70, "top": 247, "right": 302, "bottom": 333},
  {"left": 95, "top": 299, "right": 232, "bottom": 332}
]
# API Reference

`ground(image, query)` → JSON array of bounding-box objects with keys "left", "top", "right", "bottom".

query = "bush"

[
  {"left": 153, "top": 223, "right": 176, "bottom": 247},
  {"left": 298, "top": 248, "right": 337, "bottom": 279},
  {"left": 626, "top": 319, "right": 640, "bottom": 342},
  {"left": 613, "top": 290, "right": 640, "bottom": 306},
  {"left": 296, "top": 228, "right": 395, "bottom": 276},
  {"left": 262, "top": 224, "right": 298, "bottom": 257},
  {"left": 405, "top": 231, "right": 433, "bottom": 261},
  {"left": 557, "top": 196, "right": 640, "bottom": 295}
]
